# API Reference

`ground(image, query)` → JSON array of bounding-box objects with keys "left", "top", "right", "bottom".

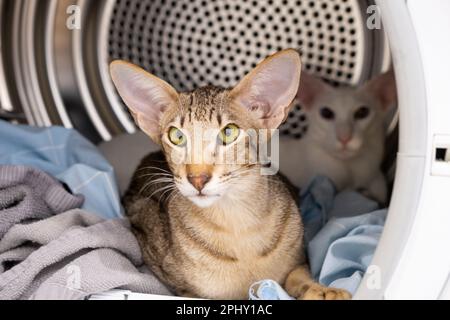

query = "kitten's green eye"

[
  {"left": 218, "top": 124, "right": 240, "bottom": 145},
  {"left": 168, "top": 127, "right": 187, "bottom": 146}
]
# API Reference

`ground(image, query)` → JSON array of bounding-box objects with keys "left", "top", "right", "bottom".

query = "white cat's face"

[
  {"left": 306, "top": 87, "right": 380, "bottom": 159},
  {"left": 298, "top": 71, "right": 396, "bottom": 160}
]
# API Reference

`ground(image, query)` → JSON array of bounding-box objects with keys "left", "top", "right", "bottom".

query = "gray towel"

[
  {"left": 0, "top": 165, "right": 84, "bottom": 238},
  {"left": 0, "top": 166, "right": 171, "bottom": 299},
  {"left": 0, "top": 209, "right": 172, "bottom": 300}
]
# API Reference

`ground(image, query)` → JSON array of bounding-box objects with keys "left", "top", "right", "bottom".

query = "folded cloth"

[
  {"left": 249, "top": 176, "right": 384, "bottom": 300},
  {"left": 0, "top": 209, "right": 172, "bottom": 300},
  {"left": 308, "top": 209, "right": 386, "bottom": 295},
  {"left": 0, "top": 120, "right": 122, "bottom": 218},
  {"left": 299, "top": 176, "right": 336, "bottom": 243},
  {"left": 330, "top": 190, "right": 379, "bottom": 219},
  {"left": 0, "top": 165, "right": 84, "bottom": 238},
  {"left": 299, "top": 176, "right": 379, "bottom": 243},
  {"left": 249, "top": 280, "right": 294, "bottom": 300}
]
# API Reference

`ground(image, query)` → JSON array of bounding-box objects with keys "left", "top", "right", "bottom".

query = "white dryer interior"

[{"left": 354, "top": 0, "right": 450, "bottom": 300}]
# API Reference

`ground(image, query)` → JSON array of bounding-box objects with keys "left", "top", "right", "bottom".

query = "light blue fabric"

[
  {"left": 331, "top": 190, "right": 379, "bottom": 219},
  {"left": 309, "top": 210, "right": 386, "bottom": 294},
  {"left": 0, "top": 120, "right": 122, "bottom": 219},
  {"left": 249, "top": 176, "right": 385, "bottom": 300},
  {"left": 299, "top": 176, "right": 336, "bottom": 243},
  {"left": 249, "top": 280, "right": 294, "bottom": 300},
  {"left": 299, "top": 176, "right": 379, "bottom": 243}
]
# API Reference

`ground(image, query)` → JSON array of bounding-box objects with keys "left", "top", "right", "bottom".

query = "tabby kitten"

[{"left": 110, "top": 50, "right": 350, "bottom": 300}]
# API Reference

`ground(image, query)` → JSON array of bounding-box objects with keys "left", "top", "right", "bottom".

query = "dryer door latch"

[{"left": 432, "top": 135, "right": 450, "bottom": 176}]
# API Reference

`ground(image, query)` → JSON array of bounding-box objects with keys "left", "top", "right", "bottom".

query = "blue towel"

[
  {"left": 249, "top": 176, "right": 385, "bottom": 300},
  {"left": 0, "top": 120, "right": 122, "bottom": 219},
  {"left": 308, "top": 209, "right": 386, "bottom": 294}
]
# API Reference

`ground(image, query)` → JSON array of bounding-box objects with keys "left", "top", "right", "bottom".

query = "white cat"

[{"left": 280, "top": 71, "right": 397, "bottom": 204}]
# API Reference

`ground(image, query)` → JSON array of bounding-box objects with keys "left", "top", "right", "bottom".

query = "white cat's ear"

[
  {"left": 297, "top": 72, "right": 332, "bottom": 109},
  {"left": 109, "top": 60, "right": 179, "bottom": 142},
  {"left": 230, "top": 49, "right": 302, "bottom": 129},
  {"left": 364, "top": 70, "right": 397, "bottom": 111}
]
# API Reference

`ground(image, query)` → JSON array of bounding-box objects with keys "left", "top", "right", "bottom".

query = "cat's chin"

[
  {"left": 334, "top": 149, "right": 359, "bottom": 160},
  {"left": 188, "top": 195, "right": 222, "bottom": 208}
]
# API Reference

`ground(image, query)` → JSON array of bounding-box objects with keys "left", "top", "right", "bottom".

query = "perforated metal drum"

[
  {"left": 0, "top": 0, "right": 389, "bottom": 142},
  {"left": 107, "top": 0, "right": 389, "bottom": 139}
]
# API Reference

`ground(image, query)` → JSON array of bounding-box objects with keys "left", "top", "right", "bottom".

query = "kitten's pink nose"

[
  {"left": 187, "top": 173, "right": 211, "bottom": 192},
  {"left": 338, "top": 135, "right": 352, "bottom": 146}
]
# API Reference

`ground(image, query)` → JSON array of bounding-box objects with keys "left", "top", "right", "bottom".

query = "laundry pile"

[
  {"left": 0, "top": 120, "right": 122, "bottom": 219},
  {"left": 0, "top": 120, "right": 171, "bottom": 300}
]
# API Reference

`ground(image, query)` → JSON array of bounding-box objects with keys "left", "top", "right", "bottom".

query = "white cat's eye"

[
  {"left": 320, "top": 107, "right": 335, "bottom": 120},
  {"left": 168, "top": 127, "right": 187, "bottom": 146},
  {"left": 354, "top": 106, "right": 371, "bottom": 120},
  {"left": 218, "top": 124, "right": 240, "bottom": 145}
]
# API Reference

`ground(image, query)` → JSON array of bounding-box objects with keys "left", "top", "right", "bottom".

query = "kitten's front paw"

[{"left": 298, "top": 284, "right": 351, "bottom": 300}]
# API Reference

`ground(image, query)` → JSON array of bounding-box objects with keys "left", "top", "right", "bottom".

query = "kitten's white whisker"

[
  {"left": 139, "top": 173, "right": 174, "bottom": 179},
  {"left": 138, "top": 177, "right": 174, "bottom": 195},
  {"left": 157, "top": 185, "right": 177, "bottom": 205},
  {"left": 147, "top": 184, "right": 176, "bottom": 201},
  {"left": 136, "top": 166, "right": 172, "bottom": 174}
]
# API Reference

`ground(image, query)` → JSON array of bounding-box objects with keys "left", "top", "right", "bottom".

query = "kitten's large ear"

[
  {"left": 229, "top": 49, "right": 301, "bottom": 129},
  {"left": 109, "top": 60, "right": 179, "bottom": 143},
  {"left": 296, "top": 72, "right": 332, "bottom": 109},
  {"left": 363, "top": 70, "right": 397, "bottom": 111}
]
